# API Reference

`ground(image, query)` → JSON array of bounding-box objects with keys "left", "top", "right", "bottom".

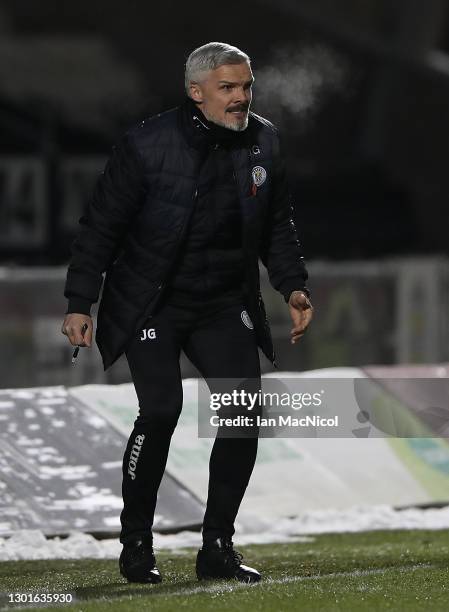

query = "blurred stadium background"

[
  {"left": 1, "top": 0, "right": 449, "bottom": 384},
  {"left": 0, "top": 0, "right": 449, "bottom": 596}
]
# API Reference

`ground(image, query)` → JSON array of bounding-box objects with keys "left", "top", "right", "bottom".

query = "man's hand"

[
  {"left": 288, "top": 291, "right": 313, "bottom": 345},
  {"left": 61, "top": 314, "right": 93, "bottom": 348}
]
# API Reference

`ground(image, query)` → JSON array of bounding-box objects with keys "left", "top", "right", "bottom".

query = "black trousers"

[{"left": 119, "top": 296, "right": 261, "bottom": 544}]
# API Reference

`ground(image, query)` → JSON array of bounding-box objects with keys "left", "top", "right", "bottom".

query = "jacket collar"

[{"left": 178, "top": 96, "right": 247, "bottom": 151}]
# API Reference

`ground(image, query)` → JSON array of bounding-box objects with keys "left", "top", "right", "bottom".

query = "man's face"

[{"left": 189, "top": 62, "right": 253, "bottom": 131}]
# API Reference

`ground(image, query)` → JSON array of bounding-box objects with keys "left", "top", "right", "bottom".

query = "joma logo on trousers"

[
  {"left": 127, "top": 434, "right": 145, "bottom": 480},
  {"left": 140, "top": 328, "right": 156, "bottom": 340}
]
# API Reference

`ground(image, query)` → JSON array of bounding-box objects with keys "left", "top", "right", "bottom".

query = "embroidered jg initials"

[{"left": 140, "top": 328, "right": 157, "bottom": 340}]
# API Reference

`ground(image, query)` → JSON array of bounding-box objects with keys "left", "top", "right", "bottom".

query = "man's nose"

[{"left": 233, "top": 89, "right": 250, "bottom": 105}]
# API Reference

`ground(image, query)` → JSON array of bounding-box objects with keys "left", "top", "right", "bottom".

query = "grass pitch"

[{"left": 0, "top": 529, "right": 448, "bottom": 611}]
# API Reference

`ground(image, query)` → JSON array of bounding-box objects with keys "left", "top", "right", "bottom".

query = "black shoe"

[
  {"left": 119, "top": 535, "right": 162, "bottom": 583},
  {"left": 196, "top": 536, "right": 261, "bottom": 583}
]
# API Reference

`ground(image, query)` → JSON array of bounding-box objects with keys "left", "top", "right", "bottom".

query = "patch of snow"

[
  {"left": 83, "top": 414, "right": 107, "bottom": 429},
  {"left": 40, "top": 406, "right": 55, "bottom": 415},
  {"left": 1, "top": 504, "right": 449, "bottom": 561},
  {"left": 101, "top": 461, "right": 122, "bottom": 469}
]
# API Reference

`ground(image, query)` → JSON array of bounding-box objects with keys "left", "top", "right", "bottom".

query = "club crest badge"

[
  {"left": 241, "top": 310, "right": 254, "bottom": 330},
  {"left": 252, "top": 166, "right": 267, "bottom": 187}
]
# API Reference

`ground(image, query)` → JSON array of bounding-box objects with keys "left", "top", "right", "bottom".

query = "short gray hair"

[{"left": 185, "top": 42, "right": 250, "bottom": 96}]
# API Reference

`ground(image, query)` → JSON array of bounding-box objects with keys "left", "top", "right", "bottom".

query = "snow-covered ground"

[{"left": 1, "top": 504, "right": 449, "bottom": 561}]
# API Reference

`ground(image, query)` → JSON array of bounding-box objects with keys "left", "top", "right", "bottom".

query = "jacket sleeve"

[
  {"left": 64, "top": 132, "right": 146, "bottom": 315},
  {"left": 259, "top": 130, "right": 310, "bottom": 303}
]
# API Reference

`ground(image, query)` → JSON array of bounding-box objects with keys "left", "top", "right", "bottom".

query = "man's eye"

[{"left": 222, "top": 85, "right": 232, "bottom": 90}]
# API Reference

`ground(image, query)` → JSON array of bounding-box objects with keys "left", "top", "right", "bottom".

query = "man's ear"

[{"left": 189, "top": 82, "right": 203, "bottom": 103}]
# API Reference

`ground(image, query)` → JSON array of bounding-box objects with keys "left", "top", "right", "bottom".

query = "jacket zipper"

[
  {"left": 144, "top": 186, "right": 199, "bottom": 318},
  {"left": 234, "top": 163, "right": 277, "bottom": 368}
]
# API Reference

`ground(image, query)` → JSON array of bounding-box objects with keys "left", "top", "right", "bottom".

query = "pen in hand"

[{"left": 72, "top": 323, "right": 89, "bottom": 364}]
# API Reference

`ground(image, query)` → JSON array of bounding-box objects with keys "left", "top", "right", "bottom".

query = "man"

[{"left": 61, "top": 41, "right": 313, "bottom": 584}]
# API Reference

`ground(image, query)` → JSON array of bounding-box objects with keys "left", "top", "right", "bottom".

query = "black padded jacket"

[{"left": 63, "top": 97, "right": 310, "bottom": 371}]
